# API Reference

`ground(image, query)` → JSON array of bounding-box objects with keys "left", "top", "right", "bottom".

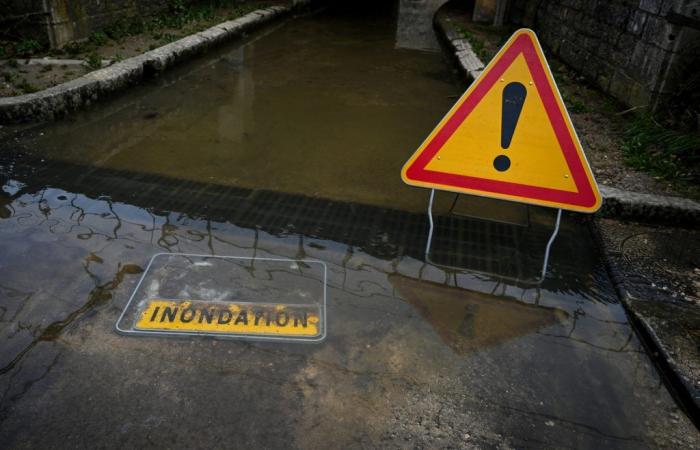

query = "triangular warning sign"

[{"left": 401, "top": 29, "right": 601, "bottom": 213}]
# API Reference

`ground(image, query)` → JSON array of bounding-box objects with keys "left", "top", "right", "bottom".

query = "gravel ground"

[{"left": 0, "top": 1, "right": 285, "bottom": 97}]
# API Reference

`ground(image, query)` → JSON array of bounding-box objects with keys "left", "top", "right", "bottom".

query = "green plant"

[
  {"left": 621, "top": 114, "right": 700, "bottom": 185},
  {"left": 160, "top": 33, "right": 178, "bottom": 44},
  {"left": 89, "top": 31, "right": 109, "bottom": 46},
  {"left": 85, "top": 52, "right": 102, "bottom": 70},
  {"left": 567, "top": 98, "right": 588, "bottom": 114},
  {"left": 7, "top": 58, "right": 19, "bottom": 68},
  {"left": 15, "top": 39, "right": 42, "bottom": 56},
  {"left": 2, "top": 71, "right": 17, "bottom": 82},
  {"left": 40, "top": 64, "right": 53, "bottom": 73},
  {"left": 168, "top": 0, "right": 187, "bottom": 15},
  {"left": 17, "top": 79, "right": 39, "bottom": 93},
  {"left": 456, "top": 26, "right": 488, "bottom": 61},
  {"left": 63, "top": 40, "right": 88, "bottom": 56}
]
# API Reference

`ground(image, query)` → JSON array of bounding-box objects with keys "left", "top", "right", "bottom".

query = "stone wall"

[
  {"left": 45, "top": 0, "right": 171, "bottom": 48},
  {"left": 0, "top": 1, "right": 50, "bottom": 44},
  {"left": 508, "top": 0, "right": 700, "bottom": 111},
  {"left": 1, "top": 0, "right": 172, "bottom": 48}
]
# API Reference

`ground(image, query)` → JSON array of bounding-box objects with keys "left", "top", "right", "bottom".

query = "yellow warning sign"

[
  {"left": 402, "top": 28, "right": 601, "bottom": 213},
  {"left": 135, "top": 300, "right": 321, "bottom": 337}
]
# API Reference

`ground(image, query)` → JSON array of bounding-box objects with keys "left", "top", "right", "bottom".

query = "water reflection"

[
  {"left": 0, "top": 166, "right": 687, "bottom": 447},
  {"left": 0, "top": 1, "right": 696, "bottom": 446},
  {"left": 0, "top": 158, "right": 637, "bottom": 369},
  {"left": 3, "top": 6, "right": 460, "bottom": 213},
  {"left": 390, "top": 274, "right": 568, "bottom": 354}
]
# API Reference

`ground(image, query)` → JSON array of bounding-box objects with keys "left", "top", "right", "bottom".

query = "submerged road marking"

[{"left": 135, "top": 300, "right": 321, "bottom": 337}]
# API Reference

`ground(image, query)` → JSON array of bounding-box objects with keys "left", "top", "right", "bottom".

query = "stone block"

[
  {"left": 642, "top": 14, "right": 677, "bottom": 49},
  {"left": 596, "top": 62, "right": 615, "bottom": 90},
  {"left": 473, "top": 0, "right": 497, "bottom": 23},
  {"left": 579, "top": 53, "right": 602, "bottom": 80},
  {"left": 660, "top": 0, "right": 686, "bottom": 15},
  {"left": 558, "top": 40, "right": 588, "bottom": 71},
  {"left": 627, "top": 9, "right": 648, "bottom": 35},
  {"left": 629, "top": 41, "right": 667, "bottom": 87},
  {"left": 628, "top": 80, "right": 653, "bottom": 107},
  {"left": 615, "top": 32, "right": 637, "bottom": 54},
  {"left": 582, "top": 0, "right": 599, "bottom": 16},
  {"left": 639, "top": 0, "right": 663, "bottom": 14},
  {"left": 561, "top": 0, "right": 584, "bottom": 11},
  {"left": 608, "top": 69, "right": 636, "bottom": 100},
  {"left": 673, "top": 26, "right": 700, "bottom": 57},
  {"left": 594, "top": 1, "right": 632, "bottom": 29}
]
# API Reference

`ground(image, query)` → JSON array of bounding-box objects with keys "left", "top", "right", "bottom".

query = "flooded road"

[
  {"left": 0, "top": 2, "right": 698, "bottom": 449},
  {"left": 6, "top": 2, "right": 458, "bottom": 214}
]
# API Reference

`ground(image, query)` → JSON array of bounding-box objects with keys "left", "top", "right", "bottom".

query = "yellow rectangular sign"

[{"left": 135, "top": 300, "right": 321, "bottom": 337}]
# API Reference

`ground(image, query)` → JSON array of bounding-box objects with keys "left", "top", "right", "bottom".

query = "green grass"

[
  {"left": 2, "top": 71, "right": 17, "bottom": 82},
  {"left": 85, "top": 53, "right": 102, "bottom": 70},
  {"left": 103, "top": 0, "right": 264, "bottom": 43},
  {"left": 621, "top": 115, "right": 700, "bottom": 189},
  {"left": 11, "top": 39, "right": 43, "bottom": 57},
  {"left": 1, "top": 0, "right": 267, "bottom": 63},
  {"left": 88, "top": 31, "right": 109, "bottom": 47},
  {"left": 567, "top": 98, "right": 589, "bottom": 114},
  {"left": 16, "top": 79, "right": 39, "bottom": 93},
  {"left": 455, "top": 25, "right": 488, "bottom": 61}
]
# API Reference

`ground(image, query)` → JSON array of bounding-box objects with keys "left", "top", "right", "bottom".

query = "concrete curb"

[
  {"left": 434, "top": 9, "right": 484, "bottom": 81},
  {"left": 433, "top": 7, "right": 700, "bottom": 226},
  {"left": 598, "top": 185, "right": 700, "bottom": 225},
  {"left": 0, "top": 2, "right": 309, "bottom": 125},
  {"left": 593, "top": 224, "right": 700, "bottom": 427}
]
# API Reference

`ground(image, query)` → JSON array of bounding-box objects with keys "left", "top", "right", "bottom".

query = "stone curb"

[
  {"left": 593, "top": 225, "right": 700, "bottom": 426},
  {"left": 434, "top": 10, "right": 485, "bottom": 81},
  {"left": 433, "top": 7, "right": 700, "bottom": 226},
  {"left": 598, "top": 185, "right": 700, "bottom": 225},
  {"left": 0, "top": 2, "right": 310, "bottom": 125}
]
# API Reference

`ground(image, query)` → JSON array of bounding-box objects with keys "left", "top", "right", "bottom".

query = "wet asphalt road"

[{"left": 1, "top": 2, "right": 699, "bottom": 448}]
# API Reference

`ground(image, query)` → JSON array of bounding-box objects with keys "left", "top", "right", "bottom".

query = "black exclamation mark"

[{"left": 493, "top": 82, "right": 527, "bottom": 172}]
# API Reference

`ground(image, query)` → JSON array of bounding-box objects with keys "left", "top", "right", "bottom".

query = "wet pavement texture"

[
  {"left": 597, "top": 218, "right": 700, "bottom": 419},
  {"left": 1, "top": 2, "right": 699, "bottom": 449}
]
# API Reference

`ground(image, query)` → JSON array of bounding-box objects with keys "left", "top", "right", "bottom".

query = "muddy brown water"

[{"left": 0, "top": 2, "right": 698, "bottom": 448}]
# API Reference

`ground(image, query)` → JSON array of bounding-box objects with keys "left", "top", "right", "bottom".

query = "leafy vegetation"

[
  {"left": 2, "top": 71, "right": 17, "bottom": 82},
  {"left": 0, "top": 38, "right": 44, "bottom": 59},
  {"left": 621, "top": 114, "right": 700, "bottom": 189},
  {"left": 16, "top": 79, "right": 38, "bottom": 93},
  {"left": 100, "top": 0, "right": 264, "bottom": 45},
  {"left": 85, "top": 52, "right": 103, "bottom": 70},
  {"left": 566, "top": 98, "right": 589, "bottom": 114},
  {"left": 456, "top": 25, "right": 488, "bottom": 61},
  {"left": 88, "top": 31, "right": 109, "bottom": 47}
]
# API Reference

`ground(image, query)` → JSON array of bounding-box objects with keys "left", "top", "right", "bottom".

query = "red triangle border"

[{"left": 404, "top": 33, "right": 597, "bottom": 209}]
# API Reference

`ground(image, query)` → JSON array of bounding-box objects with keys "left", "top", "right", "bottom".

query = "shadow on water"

[{"left": 0, "top": 1, "right": 697, "bottom": 448}]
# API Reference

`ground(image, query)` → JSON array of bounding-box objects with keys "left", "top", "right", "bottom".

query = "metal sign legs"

[{"left": 424, "top": 189, "right": 562, "bottom": 284}]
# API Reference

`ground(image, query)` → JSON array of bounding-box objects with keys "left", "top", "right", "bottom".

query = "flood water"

[{"left": 0, "top": 2, "right": 698, "bottom": 448}]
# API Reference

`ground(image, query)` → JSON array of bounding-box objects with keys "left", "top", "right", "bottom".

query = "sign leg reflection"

[{"left": 424, "top": 190, "right": 562, "bottom": 285}]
